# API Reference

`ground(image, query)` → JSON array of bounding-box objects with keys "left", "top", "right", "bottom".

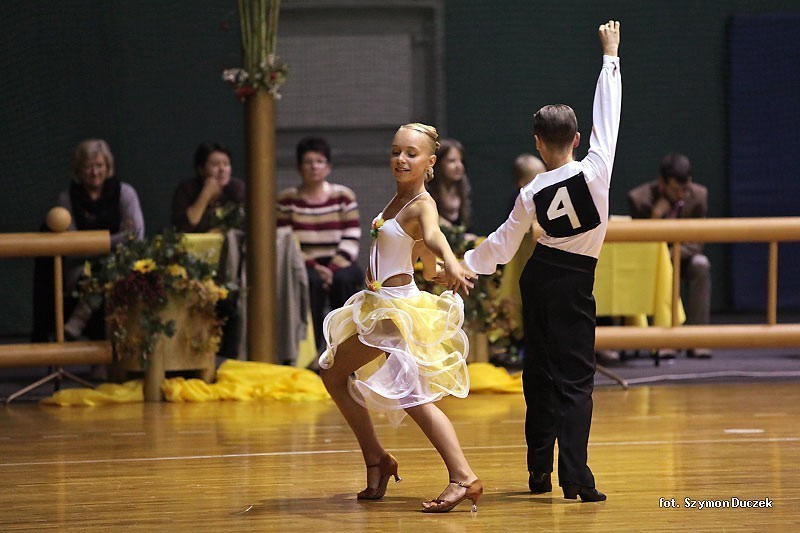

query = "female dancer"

[{"left": 318, "top": 123, "right": 482, "bottom": 513}]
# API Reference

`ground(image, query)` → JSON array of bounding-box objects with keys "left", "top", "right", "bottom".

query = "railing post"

[
  {"left": 767, "top": 241, "right": 778, "bottom": 325},
  {"left": 671, "top": 242, "right": 682, "bottom": 328}
]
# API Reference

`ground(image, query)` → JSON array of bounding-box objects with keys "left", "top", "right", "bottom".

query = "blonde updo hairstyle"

[
  {"left": 400, "top": 122, "right": 440, "bottom": 182},
  {"left": 71, "top": 139, "right": 115, "bottom": 182}
]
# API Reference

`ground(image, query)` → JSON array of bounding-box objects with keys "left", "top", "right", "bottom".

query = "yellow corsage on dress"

[{"left": 370, "top": 217, "right": 384, "bottom": 239}]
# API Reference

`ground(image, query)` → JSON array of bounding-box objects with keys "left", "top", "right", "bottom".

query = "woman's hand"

[
  {"left": 443, "top": 257, "right": 475, "bottom": 295},
  {"left": 314, "top": 263, "right": 334, "bottom": 289}
]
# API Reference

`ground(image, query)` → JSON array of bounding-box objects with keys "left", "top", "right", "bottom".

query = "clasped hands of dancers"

[{"left": 318, "top": 20, "right": 621, "bottom": 513}]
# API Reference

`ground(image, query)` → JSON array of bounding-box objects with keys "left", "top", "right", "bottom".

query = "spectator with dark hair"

[
  {"left": 171, "top": 142, "right": 246, "bottom": 233},
  {"left": 427, "top": 139, "right": 473, "bottom": 229},
  {"left": 277, "top": 137, "right": 364, "bottom": 352},
  {"left": 171, "top": 142, "right": 247, "bottom": 358},
  {"left": 627, "top": 152, "right": 711, "bottom": 358}
]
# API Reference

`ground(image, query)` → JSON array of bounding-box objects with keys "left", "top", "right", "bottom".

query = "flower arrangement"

[
  {"left": 222, "top": 55, "right": 288, "bottom": 101},
  {"left": 223, "top": 0, "right": 287, "bottom": 100},
  {"left": 414, "top": 225, "right": 523, "bottom": 355},
  {"left": 78, "top": 231, "right": 231, "bottom": 364},
  {"left": 209, "top": 201, "right": 246, "bottom": 232}
]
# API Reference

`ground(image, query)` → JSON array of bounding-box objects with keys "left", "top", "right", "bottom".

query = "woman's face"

[
  {"left": 391, "top": 128, "right": 435, "bottom": 184},
  {"left": 78, "top": 153, "right": 110, "bottom": 194},
  {"left": 201, "top": 151, "right": 232, "bottom": 187},
  {"left": 440, "top": 147, "right": 465, "bottom": 182},
  {"left": 298, "top": 150, "right": 331, "bottom": 186}
]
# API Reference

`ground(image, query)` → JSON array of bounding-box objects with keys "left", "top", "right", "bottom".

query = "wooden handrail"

[
  {"left": 0, "top": 230, "right": 110, "bottom": 258},
  {"left": 0, "top": 342, "right": 113, "bottom": 369},
  {"left": 0, "top": 209, "right": 113, "bottom": 391},
  {"left": 589, "top": 217, "right": 800, "bottom": 349},
  {"left": 604, "top": 217, "right": 800, "bottom": 243}
]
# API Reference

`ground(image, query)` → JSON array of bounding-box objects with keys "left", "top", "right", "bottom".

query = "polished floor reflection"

[{"left": 1, "top": 383, "right": 798, "bottom": 531}]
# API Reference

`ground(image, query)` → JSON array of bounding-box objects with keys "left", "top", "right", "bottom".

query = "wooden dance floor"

[{"left": 1, "top": 382, "right": 798, "bottom": 531}]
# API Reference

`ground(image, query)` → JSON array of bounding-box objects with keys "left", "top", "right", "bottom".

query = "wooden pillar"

[{"left": 245, "top": 90, "right": 277, "bottom": 362}]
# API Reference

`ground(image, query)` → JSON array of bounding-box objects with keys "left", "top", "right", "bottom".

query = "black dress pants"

[
  {"left": 520, "top": 245, "right": 597, "bottom": 488},
  {"left": 307, "top": 262, "right": 364, "bottom": 351}
]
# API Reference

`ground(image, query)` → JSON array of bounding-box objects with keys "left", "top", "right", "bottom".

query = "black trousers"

[
  {"left": 520, "top": 245, "right": 597, "bottom": 488},
  {"left": 307, "top": 262, "right": 364, "bottom": 350}
]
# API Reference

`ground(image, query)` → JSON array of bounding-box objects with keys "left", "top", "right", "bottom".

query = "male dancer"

[{"left": 463, "top": 20, "right": 621, "bottom": 502}]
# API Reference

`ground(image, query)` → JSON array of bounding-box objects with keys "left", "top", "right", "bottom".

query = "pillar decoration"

[{"left": 224, "top": 0, "right": 286, "bottom": 362}]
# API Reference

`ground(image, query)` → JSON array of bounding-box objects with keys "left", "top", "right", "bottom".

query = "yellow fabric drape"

[
  {"left": 41, "top": 359, "right": 330, "bottom": 406},
  {"left": 41, "top": 360, "right": 524, "bottom": 407}
]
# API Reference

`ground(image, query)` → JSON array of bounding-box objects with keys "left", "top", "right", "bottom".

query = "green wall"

[
  {"left": 443, "top": 0, "right": 800, "bottom": 313},
  {"left": 2, "top": 0, "right": 800, "bottom": 336}
]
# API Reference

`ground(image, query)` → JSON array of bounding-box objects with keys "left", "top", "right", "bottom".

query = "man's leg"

[
  {"left": 683, "top": 254, "right": 712, "bottom": 358},
  {"left": 550, "top": 268, "right": 597, "bottom": 490},
  {"left": 683, "top": 254, "right": 711, "bottom": 326},
  {"left": 520, "top": 260, "right": 557, "bottom": 478}
]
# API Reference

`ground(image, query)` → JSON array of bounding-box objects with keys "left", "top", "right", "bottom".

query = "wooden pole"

[
  {"left": 670, "top": 242, "right": 682, "bottom": 328},
  {"left": 767, "top": 241, "right": 778, "bottom": 325},
  {"left": 245, "top": 89, "right": 277, "bottom": 362}
]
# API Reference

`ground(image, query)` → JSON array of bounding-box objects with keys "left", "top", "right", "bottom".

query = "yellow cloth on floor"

[
  {"left": 40, "top": 380, "right": 144, "bottom": 406},
  {"left": 467, "top": 362, "right": 523, "bottom": 394},
  {"left": 40, "top": 361, "right": 524, "bottom": 407},
  {"left": 41, "top": 359, "right": 330, "bottom": 406}
]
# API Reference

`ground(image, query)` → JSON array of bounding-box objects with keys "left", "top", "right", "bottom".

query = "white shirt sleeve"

[
  {"left": 582, "top": 55, "right": 622, "bottom": 187},
  {"left": 463, "top": 192, "right": 534, "bottom": 275}
]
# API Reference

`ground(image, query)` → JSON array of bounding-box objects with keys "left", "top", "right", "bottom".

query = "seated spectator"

[
  {"left": 496, "top": 154, "right": 547, "bottom": 368},
  {"left": 171, "top": 142, "right": 246, "bottom": 233},
  {"left": 278, "top": 137, "right": 364, "bottom": 353},
  {"left": 509, "top": 153, "right": 546, "bottom": 210},
  {"left": 627, "top": 152, "right": 711, "bottom": 358},
  {"left": 171, "top": 142, "right": 247, "bottom": 358},
  {"left": 427, "top": 138, "right": 473, "bottom": 229},
  {"left": 32, "top": 138, "right": 145, "bottom": 343}
]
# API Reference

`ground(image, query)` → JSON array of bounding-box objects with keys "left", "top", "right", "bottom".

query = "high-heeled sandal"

[
  {"left": 421, "top": 479, "right": 483, "bottom": 513},
  {"left": 357, "top": 453, "right": 401, "bottom": 500}
]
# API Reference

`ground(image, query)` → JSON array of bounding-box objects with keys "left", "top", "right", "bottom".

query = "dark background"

[{"left": 2, "top": 0, "right": 799, "bottom": 336}]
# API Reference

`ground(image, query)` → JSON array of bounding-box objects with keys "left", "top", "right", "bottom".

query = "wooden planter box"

[{"left": 110, "top": 294, "right": 217, "bottom": 401}]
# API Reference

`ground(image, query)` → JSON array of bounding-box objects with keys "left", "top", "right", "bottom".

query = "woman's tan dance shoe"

[
  {"left": 357, "top": 453, "right": 401, "bottom": 500},
  {"left": 421, "top": 479, "right": 483, "bottom": 513}
]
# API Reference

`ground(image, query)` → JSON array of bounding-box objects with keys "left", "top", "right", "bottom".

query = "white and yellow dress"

[{"left": 319, "top": 192, "right": 469, "bottom": 422}]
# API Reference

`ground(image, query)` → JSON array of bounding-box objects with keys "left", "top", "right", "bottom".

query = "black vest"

[{"left": 69, "top": 178, "right": 122, "bottom": 233}]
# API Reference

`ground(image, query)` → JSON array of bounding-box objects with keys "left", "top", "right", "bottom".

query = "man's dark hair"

[
  {"left": 296, "top": 137, "right": 332, "bottom": 167},
  {"left": 533, "top": 104, "right": 578, "bottom": 147},
  {"left": 659, "top": 153, "right": 692, "bottom": 184}
]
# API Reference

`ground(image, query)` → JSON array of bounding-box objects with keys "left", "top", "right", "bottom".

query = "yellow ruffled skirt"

[{"left": 319, "top": 282, "right": 469, "bottom": 422}]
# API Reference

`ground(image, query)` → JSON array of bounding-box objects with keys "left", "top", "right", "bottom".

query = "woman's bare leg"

[
  {"left": 319, "top": 334, "right": 387, "bottom": 486},
  {"left": 405, "top": 402, "right": 477, "bottom": 503}
]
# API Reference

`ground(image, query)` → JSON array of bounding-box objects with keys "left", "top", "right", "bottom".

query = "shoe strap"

[{"left": 449, "top": 480, "right": 470, "bottom": 488}]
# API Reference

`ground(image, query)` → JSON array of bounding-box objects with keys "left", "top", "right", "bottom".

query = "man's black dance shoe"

[
  {"left": 528, "top": 472, "right": 552, "bottom": 494},
  {"left": 562, "top": 484, "right": 607, "bottom": 502}
]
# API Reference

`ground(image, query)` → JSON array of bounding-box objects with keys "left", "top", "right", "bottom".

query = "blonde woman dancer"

[{"left": 318, "top": 123, "right": 482, "bottom": 513}]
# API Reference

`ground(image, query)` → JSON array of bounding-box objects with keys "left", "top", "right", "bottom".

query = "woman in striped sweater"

[{"left": 277, "top": 137, "right": 364, "bottom": 352}]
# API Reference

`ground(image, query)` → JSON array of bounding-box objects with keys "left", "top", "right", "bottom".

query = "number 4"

[{"left": 547, "top": 186, "right": 580, "bottom": 229}]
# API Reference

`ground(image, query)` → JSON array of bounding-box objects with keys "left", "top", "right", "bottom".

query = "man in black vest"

[{"left": 464, "top": 21, "right": 621, "bottom": 502}]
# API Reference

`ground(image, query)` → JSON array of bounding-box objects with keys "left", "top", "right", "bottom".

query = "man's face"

[{"left": 661, "top": 176, "right": 691, "bottom": 204}]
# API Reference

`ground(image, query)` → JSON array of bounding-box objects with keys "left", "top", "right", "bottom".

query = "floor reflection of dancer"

[{"left": 318, "top": 123, "right": 482, "bottom": 513}]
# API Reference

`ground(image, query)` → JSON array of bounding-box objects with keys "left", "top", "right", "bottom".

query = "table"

[{"left": 594, "top": 241, "right": 685, "bottom": 327}]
